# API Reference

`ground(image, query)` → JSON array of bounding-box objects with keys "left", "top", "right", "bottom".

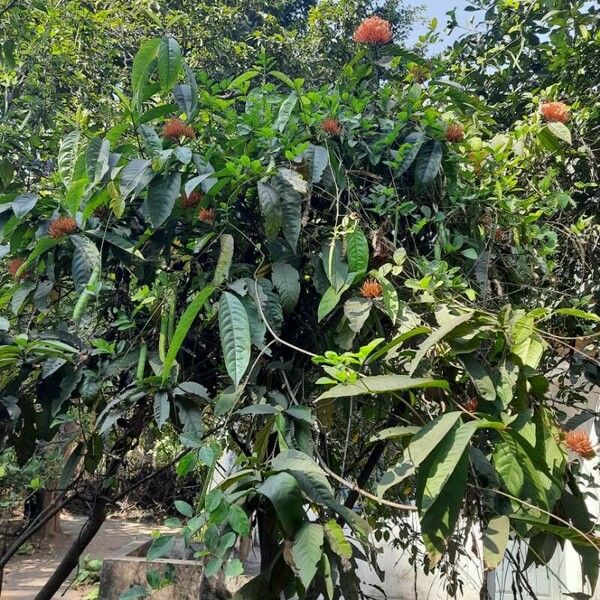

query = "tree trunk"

[
  {"left": 257, "top": 502, "right": 279, "bottom": 572},
  {"left": 33, "top": 497, "right": 107, "bottom": 600}
]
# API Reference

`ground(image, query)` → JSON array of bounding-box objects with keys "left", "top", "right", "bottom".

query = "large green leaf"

[
  {"left": 212, "top": 234, "right": 234, "bottom": 287},
  {"left": 71, "top": 235, "right": 101, "bottom": 292},
  {"left": 162, "top": 286, "right": 214, "bottom": 382},
  {"left": 219, "top": 292, "right": 251, "bottom": 387},
  {"left": 305, "top": 144, "right": 328, "bottom": 183},
  {"left": 132, "top": 38, "right": 160, "bottom": 107},
  {"left": 157, "top": 37, "right": 182, "bottom": 91},
  {"left": 459, "top": 355, "right": 496, "bottom": 402},
  {"left": 395, "top": 131, "right": 426, "bottom": 175},
  {"left": 258, "top": 472, "right": 305, "bottom": 536},
  {"left": 546, "top": 121, "right": 571, "bottom": 145},
  {"left": 120, "top": 159, "right": 153, "bottom": 199},
  {"left": 291, "top": 523, "right": 323, "bottom": 589},
  {"left": 271, "top": 262, "right": 300, "bottom": 312},
  {"left": 86, "top": 138, "right": 110, "bottom": 184},
  {"left": 324, "top": 520, "right": 352, "bottom": 559},
  {"left": 483, "top": 515, "right": 510, "bottom": 570},
  {"left": 257, "top": 181, "right": 282, "bottom": 240},
  {"left": 274, "top": 92, "right": 298, "bottom": 132},
  {"left": 419, "top": 451, "right": 468, "bottom": 562},
  {"left": 377, "top": 412, "right": 462, "bottom": 497},
  {"left": 414, "top": 140, "right": 443, "bottom": 187},
  {"left": 153, "top": 391, "right": 170, "bottom": 429},
  {"left": 146, "top": 172, "right": 181, "bottom": 228},
  {"left": 317, "top": 374, "right": 448, "bottom": 400},
  {"left": 409, "top": 311, "right": 473, "bottom": 375},
  {"left": 346, "top": 227, "right": 369, "bottom": 276},
  {"left": 344, "top": 297, "right": 372, "bottom": 333},
  {"left": 58, "top": 130, "right": 85, "bottom": 189}
]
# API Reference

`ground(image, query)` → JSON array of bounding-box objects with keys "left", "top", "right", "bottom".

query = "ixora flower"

[
  {"left": 181, "top": 191, "right": 202, "bottom": 208},
  {"left": 7, "top": 257, "right": 26, "bottom": 279},
  {"left": 446, "top": 123, "right": 465, "bottom": 143},
  {"left": 564, "top": 430, "right": 595, "bottom": 459},
  {"left": 48, "top": 216, "right": 77, "bottom": 238},
  {"left": 162, "top": 117, "right": 195, "bottom": 141},
  {"left": 540, "top": 101, "right": 570, "bottom": 124},
  {"left": 320, "top": 118, "right": 342, "bottom": 136},
  {"left": 198, "top": 207, "right": 215, "bottom": 224},
  {"left": 463, "top": 398, "right": 479, "bottom": 413},
  {"left": 353, "top": 16, "right": 393, "bottom": 45},
  {"left": 360, "top": 279, "right": 382, "bottom": 299}
]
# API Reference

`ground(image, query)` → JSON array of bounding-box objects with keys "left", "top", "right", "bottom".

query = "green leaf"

[
  {"left": 324, "top": 520, "right": 352, "bottom": 559},
  {"left": 257, "top": 182, "right": 282, "bottom": 241},
  {"left": 132, "top": 38, "right": 160, "bottom": 107},
  {"left": 369, "top": 426, "right": 419, "bottom": 443},
  {"left": 346, "top": 227, "right": 369, "bottom": 276},
  {"left": 271, "top": 262, "right": 300, "bottom": 313},
  {"left": 344, "top": 297, "right": 372, "bottom": 333},
  {"left": 510, "top": 314, "right": 545, "bottom": 369},
  {"left": 274, "top": 92, "right": 298, "bottom": 132},
  {"left": 292, "top": 523, "right": 323, "bottom": 589},
  {"left": 147, "top": 172, "right": 181, "bottom": 228},
  {"left": 175, "top": 500, "right": 193, "bottom": 517},
  {"left": 119, "top": 585, "right": 149, "bottom": 600},
  {"left": 483, "top": 515, "right": 510, "bottom": 570},
  {"left": 58, "top": 131, "right": 85, "bottom": 189},
  {"left": 377, "top": 412, "right": 462, "bottom": 497},
  {"left": 376, "top": 274, "right": 399, "bottom": 324},
  {"left": 317, "top": 374, "right": 448, "bottom": 400},
  {"left": 157, "top": 37, "right": 182, "bottom": 91},
  {"left": 414, "top": 140, "right": 443, "bottom": 187},
  {"left": 409, "top": 311, "right": 473, "bottom": 375},
  {"left": 86, "top": 138, "right": 110, "bottom": 184},
  {"left": 321, "top": 554, "right": 334, "bottom": 600},
  {"left": 64, "top": 179, "right": 88, "bottom": 215},
  {"left": 162, "top": 286, "right": 214, "bottom": 382},
  {"left": 258, "top": 472, "right": 305, "bottom": 536},
  {"left": 395, "top": 131, "right": 426, "bottom": 175},
  {"left": 305, "top": 144, "right": 328, "bottom": 183},
  {"left": 459, "top": 355, "right": 496, "bottom": 402},
  {"left": 555, "top": 308, "right": 600, "bottom": 322},
  {"left": 419, "top": 451, "right": 468, "bottom": 562},
  {"left": 154, "top": 391, "right": 170, "bottom": 429},
  {"left": 71, "top": 235, "right": 101, "bottom": 293},
  {"left": 225, "top": 559, "right": 244, "bottom": 577},
  {"left": 212, "top": 234, "right": 234, "bottom": 287},
  {"left": 275, "top": 176, "right": 302, "bottom": 250},
  {"left": 219, "top": 292, "right": 251, "bottom": 387},
  {"left": 58, "top": 443, "right": 83, "bottom": 490},
  {"left": 12, "top": 193, "right": 38, "bottom": 218},
  {"left": 146, "top": 535, "right": 174, "bottom": 560},
  {"left": 228, "top": 505, "right": 251, "bottom": 536},
  {"left": 546, "top": 121, "right": 572, "bottom": 145},
  {"left": 120, "top": 159, "right": 153, "bottom": 199},
  {"left": 318, "top": 286, "right": 343, "bottom": 322}
]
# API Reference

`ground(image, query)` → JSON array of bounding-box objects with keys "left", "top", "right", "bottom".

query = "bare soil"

[{"left": 2, "top": 512, "right": 162, "bottom": 599}]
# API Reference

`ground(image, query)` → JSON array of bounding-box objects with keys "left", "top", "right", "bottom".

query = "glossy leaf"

[{"left": 219, "top": 292, "right": 251, "bottom": 387}]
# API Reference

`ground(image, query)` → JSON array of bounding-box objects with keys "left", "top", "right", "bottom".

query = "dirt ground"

[{"left": 2, "top": 512, "right": 162, "bottom": 599}]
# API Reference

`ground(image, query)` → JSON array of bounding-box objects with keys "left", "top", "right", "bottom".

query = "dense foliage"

[{"left": 1, "top": 3, "right": 599, "bottom": 600}]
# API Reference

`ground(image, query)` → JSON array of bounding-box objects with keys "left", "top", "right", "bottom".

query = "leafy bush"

[{"left": 1, "top": 13, "right": 599, "bottom": 600}]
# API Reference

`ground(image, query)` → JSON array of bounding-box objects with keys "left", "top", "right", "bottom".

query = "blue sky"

[{"left": 405, "top": 0, "right": 478, "bottom": 51}]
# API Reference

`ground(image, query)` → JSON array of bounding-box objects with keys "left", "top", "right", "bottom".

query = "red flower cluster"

[
  {"left": 464, "top": 398, "right": 479, "bottom": 413},
  {"left": 360, "top": 279, "right": 382, "bottom": 299},
  {"left": 7, "top": 257, "right": 25, "bottom": 279},
  {"left": 199, "top": 207, "right": 215, "bottom": 224},
  {"left": 162, "top": 117, "right": 195, "bottom": 141},
  {"left": 353, "top": 16, "right": 393, "bottom": 45},
  {"left": 48, "top": 216, "right": 77, "bottom": 238},
  {"left": 564, "top": 430, "right": 595, "bottom": 459},
  {"left": 446, "top": 123, "right": 465, "bottom": 143},
  {"left": 540, "top": 101, "right": 570, "bottom": 124},
  {"left": 182, "top": 191, "right": 202, "bottom": 208},
  {"left": 320, "top": 118, "right": 342, "bottom": 136}
]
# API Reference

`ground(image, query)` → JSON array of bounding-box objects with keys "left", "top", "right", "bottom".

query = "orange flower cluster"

[
  {"left": 564, "top": 430, "right": 595, "bottom": 459},
  {"left": 353, "top": 16, "right": 393, "bottom": 45},
  {"left": 464, "top": 398, "right": 479, "bottom": 413},
  {"left": 7, "top": 257, "right": 25, "bottom": 279},
  {"left": 540, "top": 101, "right": 570, "bottom": 124},
  {"left": 162, "top": 117, "right": 195, "bottom": 141},
  {"left": 320, "top": 118, "right": 342, "bottom": 136},
  {"left": 182, "top": 191, "right": 202, "bottom": 208},
  {"left": 446, "top": 123, "right": 465, "bottom": 143},
  {"left": 360, "top": 279, "right": 382, "bottom": 298},
  {"left": 199, "top": 207, "right": 215, "bottom": 224},
  {"left": 48, "top": 216, "right": 77, "bottom": 238}
]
